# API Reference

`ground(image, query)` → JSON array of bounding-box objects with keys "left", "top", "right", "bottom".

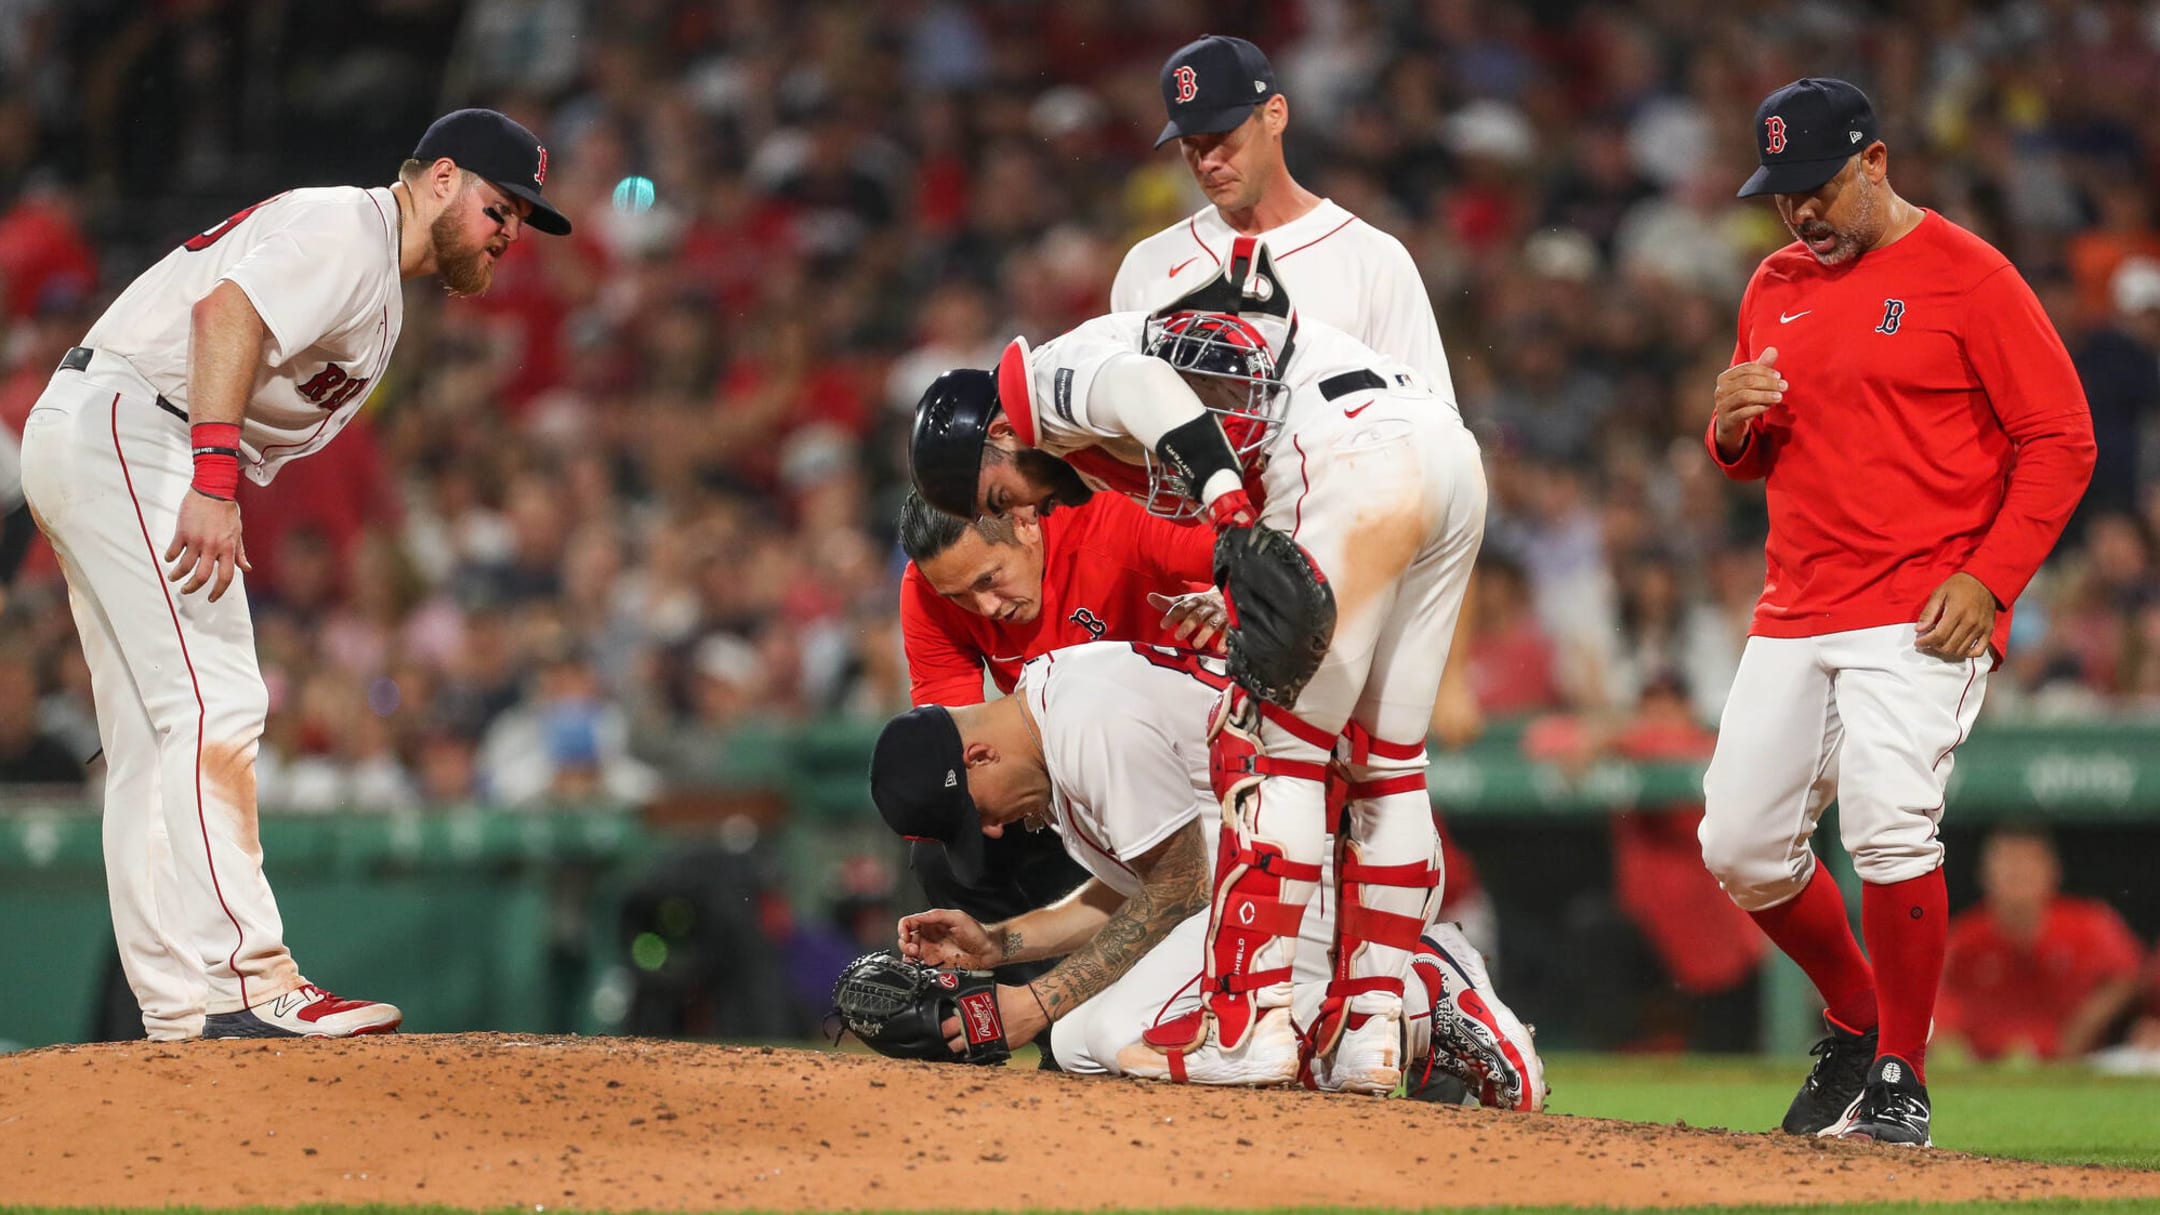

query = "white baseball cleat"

[
  {"left": 1414, "top": 923, "right": 1546, "bottom": 1112},
  {"left": 1116, "top": 1005, "right": 1302, "bottom": 1086},
  {"left": 1310, "top": 1005, "right": 1407, "bottom": 1095},
  {"left": 201, "top": 984, "right": 403, "bottom": 1039}
]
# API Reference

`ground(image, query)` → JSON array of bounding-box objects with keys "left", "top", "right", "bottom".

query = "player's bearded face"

[
  {"left": 976, "top": 441, "right": 1092, "bottom": 518},
  {"left": 430, "top": 185, "right": 501, "bottom": 297}
]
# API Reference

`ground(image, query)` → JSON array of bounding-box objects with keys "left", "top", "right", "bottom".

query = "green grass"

[{"left": 1540, "top": 1052, "right": 2160, "bottom": 1169}]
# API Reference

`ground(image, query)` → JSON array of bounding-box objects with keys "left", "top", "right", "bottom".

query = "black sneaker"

[
  {"left": 1842, "top": 1054, "right": 1932, "bottom": 1146},
  {"left": 1781, "top": 1015, "right": 1877, "bottom": 1135}
]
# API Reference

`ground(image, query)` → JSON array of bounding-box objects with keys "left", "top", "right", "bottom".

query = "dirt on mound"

[{"left": 0, "top": 1034, "right": 2154, "bottom": 1211}]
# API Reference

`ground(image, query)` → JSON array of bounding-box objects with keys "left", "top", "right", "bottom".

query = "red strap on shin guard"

[
  {"left": 1347, "top": 773, "right": 1427, "bottom": 799},
  {"left": 1341, "top": 721, "right": 1427, "bottom": 766}
]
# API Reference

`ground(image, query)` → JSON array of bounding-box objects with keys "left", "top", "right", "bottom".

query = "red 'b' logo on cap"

[
  {"left": 534, "top": 145, "right": 548, "bottom": 186},
  {"left": 1174, "top": 66, "right": 1198, "bottom": 103},
  {"left": 1764, "top": 115, "right": 1787, "bottom": 155}
]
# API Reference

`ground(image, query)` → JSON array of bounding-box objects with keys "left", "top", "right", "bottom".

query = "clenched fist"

[{"left": 1713, "top": 345, "right": 1786, "bottom": 459}]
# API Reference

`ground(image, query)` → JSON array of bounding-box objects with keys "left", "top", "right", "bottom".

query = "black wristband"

[
  {"left": 192, "top": 445, "right": 242, "bottom": 459},
  {"left": 1155, "top": 413, "right": 1242, "bottom": 503}
]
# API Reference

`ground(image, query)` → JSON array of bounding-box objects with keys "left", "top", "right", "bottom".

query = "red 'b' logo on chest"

[
  {"left": 1764, "top": 115, "right": 1787, "bottom": 154},
  {"left": 1174, "top": 66, "right": 1199, "bottom": 103}
]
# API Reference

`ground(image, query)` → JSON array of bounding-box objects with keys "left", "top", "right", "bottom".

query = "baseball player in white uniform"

[
  {"left": 17, "top": 108, "right": 571, "bottom": 1040},
  {"left": 871, "top": 642, "right": 1540, "bottom": 1107},
  {"left": 1112, "top": 34, "right": 1498, "bottom": 965},
  {"left": 1110, "top": 35, "right": 1454, "bottom": 407},
  {"left": 909, "top": 241, "right": 1486, "bottom": 1092}
]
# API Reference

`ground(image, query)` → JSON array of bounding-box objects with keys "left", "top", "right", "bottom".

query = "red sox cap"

[
  {"left": 413, "top": 108, "right": 573, "bottom": 236},
  {"left": 1738, "top": 78, "right": 1879, "bottom": 199},
  {"left": 869, "top": 705, "right": 988, "bottom": 884},
  {"left": 1155, "top": 35, "right": 1280, "bottom": 148}
]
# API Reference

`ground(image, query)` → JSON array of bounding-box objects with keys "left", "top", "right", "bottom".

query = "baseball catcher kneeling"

[{"left": 849, "top": 642, "right": 1542, "bottom": 1108}]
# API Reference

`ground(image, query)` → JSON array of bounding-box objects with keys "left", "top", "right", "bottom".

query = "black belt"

[
  {"left": 1318, "top": 369, "right": 1388, "bottom": 401},
  {"left": 59, "top": 346, "right": 187, "bottom": 423}
]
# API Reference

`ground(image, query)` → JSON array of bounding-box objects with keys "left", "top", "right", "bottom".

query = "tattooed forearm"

[
  {"left": 1033, "top": 822, "right": 1213, "bottom": 1018},
  {"left": 999, "top": 926, "right": 1025, "bottom": 962}
]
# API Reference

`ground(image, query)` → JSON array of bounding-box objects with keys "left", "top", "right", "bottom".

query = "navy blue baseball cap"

[
  {"left": 414, "top": 108, "right": 573, "bottom": 236},
  {"left": 1738, "top": 78, "right": 1880, "bottom": 198},
  {"left": 870, "top": 705, "right": 987, "bottom": 883},
  {"left": 1156, "top": 35, "right": 1279, "bottom": 148}
]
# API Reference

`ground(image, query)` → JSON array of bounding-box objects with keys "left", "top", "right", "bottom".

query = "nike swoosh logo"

[
  {"left": 1167, "top": 257, "right": 1198, "bottom": 278},
  {"left": 1343, "top": 401, "right": 1372, "bottom": 418},
  {"left": 1780, "top": 309, "right": 1812, "bottom": 323}
]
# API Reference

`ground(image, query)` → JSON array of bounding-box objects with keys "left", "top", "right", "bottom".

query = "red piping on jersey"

[
  {"left": 996, "top": 337, "right": 1037, "bottom": 446},
  {"left": 1059, "top": 800, "right": 1137, "bottom": 880},
  {"left": 111, "top": 394, "right": 254, "bottom": 1007},
  {"left": 1187, "top": 217, "right": 1222, "bottom": 267},
  {"left": 1276, "top": 215, "right": 1357, "bottom": 260},
  {"left": 1291, "top": 435, "right": 1313, "bottom": 540}
]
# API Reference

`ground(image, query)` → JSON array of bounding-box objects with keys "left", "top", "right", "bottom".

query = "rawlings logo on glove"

[{"left": 831, "top": 951, "right": 1011, "bottom": 1065}]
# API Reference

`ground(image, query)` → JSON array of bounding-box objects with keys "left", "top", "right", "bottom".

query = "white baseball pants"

[
  {"left": 21, "top": 366, "right": 303, "bottom": 1037},
  {"left": 1699, "top": 623, "right": 1990, "bottom": 911}
]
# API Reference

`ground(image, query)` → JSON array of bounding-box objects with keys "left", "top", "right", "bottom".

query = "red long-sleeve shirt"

[
  {"left": 1709, "top": 210, "right": 2096, "bottom": 654},
  {"left": 901, "top": 493, "right": 1216, "bottom": 706}
]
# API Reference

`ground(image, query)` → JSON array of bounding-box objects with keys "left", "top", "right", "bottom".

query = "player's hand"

[
  {"left": 164, "top": 491, "right": 251, "bottom": 602},
  {"left": 897, "top": 909, "right": 1004, "bottom": 969},
  {"left": 1712, "top": 346, "right": 1784, "bottom": 458},
  {"left": 942, "top": 984, "right": 1044, "bottom": 1053},
  {"left": 1915, "top": 571, "right": 1997, "bottom": 661},
  {"left": 1149, "top": 590, "right": 1228, "bottom": 652}
]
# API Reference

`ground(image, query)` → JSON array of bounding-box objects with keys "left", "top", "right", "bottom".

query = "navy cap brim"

[
  {"left": 1737, "top": 155, "right": 1850, "bottom": 199},
  {"left": 493, "top": 180, "right": 572, "bottom": 236},
  {"left": 1155, "top": 101, "right": 1262, "bottom": 148}
]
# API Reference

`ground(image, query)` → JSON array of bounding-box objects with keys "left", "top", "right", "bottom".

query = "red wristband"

[
  {"left": 1207, "top": 489, "right": 1256, "bottom": 531},
  {"left": 191, "top": 423, "right": 242, "bottom": 501}
]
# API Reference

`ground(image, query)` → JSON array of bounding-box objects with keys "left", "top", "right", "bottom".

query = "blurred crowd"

[{"left": 0, "top": 0, "right": 2158, "bottom": 1050}]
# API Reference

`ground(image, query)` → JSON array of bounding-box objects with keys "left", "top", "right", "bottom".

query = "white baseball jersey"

[
  {"left": 81, "top": 186, "right": 405, "bottom": 485},
  {"left": 1006, "top": 307, "right": 1428, "bottom": 500},
  {"left": 1015, "top": 643, "right": 1223, "bottom": 896},
  {"left": 1111, "top": 200, "right": 1456, "bottom": 407}
]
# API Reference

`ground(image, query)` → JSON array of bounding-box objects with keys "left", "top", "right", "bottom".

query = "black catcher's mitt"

[
  {"left": 831, "top": 951, "right": 1012, "bottom": 1065},
  {"left": 1215, "top": 523, "right": 1336, "bottom": 709}
]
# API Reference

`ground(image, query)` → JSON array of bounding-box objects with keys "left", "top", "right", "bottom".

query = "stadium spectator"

[{"left": 1939, "top": 824, "right": 2144, "bottom": 1061}]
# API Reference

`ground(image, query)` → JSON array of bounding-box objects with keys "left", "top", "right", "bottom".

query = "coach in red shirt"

[
  {"left": 1938, "top": 825, "right": 2143, "bottom": 1062},
  {"left": 899, "top": 490, "right": 1216, "bottom": 705},
  {"left": 1699, "top": 78, "right": 2095, "bottom": 1146}
]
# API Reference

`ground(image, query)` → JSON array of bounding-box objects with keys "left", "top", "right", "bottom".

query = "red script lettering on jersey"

[{"left": 297, "top": 363, "right": 372, "bottom": 411}]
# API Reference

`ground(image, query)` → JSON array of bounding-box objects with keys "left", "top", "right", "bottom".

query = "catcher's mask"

[
  {"left": 909, "top": 367, "right": 1000, "bottom": 519},
  {"left": 1139, "top": 237, "right": 1296, "bottom": 519}
]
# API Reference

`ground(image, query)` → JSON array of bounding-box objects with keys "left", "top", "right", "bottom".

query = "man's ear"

[
  {"left": 1264, "top": 93, "right": 1290, "bottom": 137},
  {"left": 987, "top": 416, "right": 1016, "bottom": 442},
  {"left": 963, "top": 740, "right": 998, "bottom": 768}
]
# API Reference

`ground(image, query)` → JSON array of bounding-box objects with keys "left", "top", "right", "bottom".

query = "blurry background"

[{"left": 1, "top": 0, "right": 2158, "bottom": 1067}]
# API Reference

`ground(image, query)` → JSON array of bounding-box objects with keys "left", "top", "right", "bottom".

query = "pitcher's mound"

[{"left": 2, "top": 1033, "right": 2154, "bottom": 1211}]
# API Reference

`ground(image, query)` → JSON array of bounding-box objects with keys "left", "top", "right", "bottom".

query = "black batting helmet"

[{"left": 910, "top": 368, "right": 999, "bottom": 518}]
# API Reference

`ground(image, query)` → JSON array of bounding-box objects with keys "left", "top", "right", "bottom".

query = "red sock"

[
  {"left": 1862, "top": 868, "right": 1947, "bottom": 1083},
  {"left": 1749, "top": 863, "right": 1877, "bottom": 1032}
]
